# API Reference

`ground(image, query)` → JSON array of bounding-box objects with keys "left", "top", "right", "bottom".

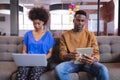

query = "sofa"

[{"left": 0, "top": 36, "right": 120, "bottom": 80}]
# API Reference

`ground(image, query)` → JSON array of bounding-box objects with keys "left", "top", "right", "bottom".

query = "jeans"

[{"left": 55, "top": 61, "right": 109, "bottom": 80}]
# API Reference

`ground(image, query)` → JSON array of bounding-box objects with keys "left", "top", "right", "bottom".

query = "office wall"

[
  {"left": 0, "top": 14, "right": 10, "bottom": 36},
  {"left": 0, "top": 4, "right": 49, "bottom": 36},
  {"left": 0, "top": 2, "right": 115, "bottom": 36},
  {"left": 100, "top": 0, "right": 114, "bottom": 35}
]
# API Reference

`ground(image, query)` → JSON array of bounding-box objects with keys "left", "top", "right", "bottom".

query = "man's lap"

[{"left": 56, "top": 61, "right": 106, "bottom": 76}]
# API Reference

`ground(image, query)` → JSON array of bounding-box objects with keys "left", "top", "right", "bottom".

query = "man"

[{"left": 55, "top": 10, "right": 109, "bottom": 80}]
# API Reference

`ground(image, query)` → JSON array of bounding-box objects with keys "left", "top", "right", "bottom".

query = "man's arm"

[
  {"left": 91, "top": 32, "right": 100, "bottom": 61},
  {"left": 59, "top": 35, "right": 68, "bottom": 61},
  {"left": 80, "top": 32, "right": 100, "bottom": 64},
  {"left": 59, "top": 35, "right": 78, "bottom": 61}
]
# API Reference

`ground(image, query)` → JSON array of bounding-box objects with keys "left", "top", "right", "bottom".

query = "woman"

[{"left": 16, "top": 7, "right": 55, "bottom": 80}]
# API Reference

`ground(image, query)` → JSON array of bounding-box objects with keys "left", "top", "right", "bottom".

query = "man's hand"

[
  {"left": 81, "top": 54, "right": 97, "bottom": 64},
  {"left": 64, "top": 52, "right": 82, "bottom": 60}
]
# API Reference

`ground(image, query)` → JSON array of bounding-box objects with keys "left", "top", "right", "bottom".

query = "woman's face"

[{"left": 33, "top": 19, "right": 44, "bottom": 30}]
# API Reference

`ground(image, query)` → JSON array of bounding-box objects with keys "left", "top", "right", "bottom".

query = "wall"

[
  {"left": 0, "top": 1, "right": 115, "bottom": 36},
  {"left": 0, "top": 4, "right": 49, "bottom": 36},
  {"left": 0, "top": 14, "right": 10, "bottom": 36},
  {"left": 100, "top": 0, "right": 114, "bottom": 35}
]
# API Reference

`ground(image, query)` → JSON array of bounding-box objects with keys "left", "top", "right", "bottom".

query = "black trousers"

[{"left": 16, "top": 66, "right": 47, "bottom": 80}]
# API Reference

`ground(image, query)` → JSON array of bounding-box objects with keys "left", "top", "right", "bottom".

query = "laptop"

[{"left": 12, "top": 53, "right": 47, "bottom": 67}]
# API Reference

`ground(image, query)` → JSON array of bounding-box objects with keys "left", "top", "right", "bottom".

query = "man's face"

[{"left": 73, "top": 14, "right": 86, "bottom": 32}]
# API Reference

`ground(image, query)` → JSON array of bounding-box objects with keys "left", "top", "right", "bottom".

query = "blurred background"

[{"left": 0, "top": 0, "right": 119, "bottom": 37}]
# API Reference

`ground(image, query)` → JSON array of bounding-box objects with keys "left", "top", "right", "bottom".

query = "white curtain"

[{"left": 113, "top": 0, "right": 118, "bottom": 32}]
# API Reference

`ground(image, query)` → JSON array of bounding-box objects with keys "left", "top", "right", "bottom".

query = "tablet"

[
  {"left": 76, "top": 48, "right": 93, "bottom": 57},
  {"left": 12, "top": 53, "right": 47, "bottom": 67},
  {"left": 74, "top": 48, "right": 93, "bottom": 64}
]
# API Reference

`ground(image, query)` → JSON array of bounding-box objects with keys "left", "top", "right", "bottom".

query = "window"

[
  {"left": 19, "top": 7, "right": 33, "bottom": 30},
  {"left": 19, "top": 9, "right": 74, "bottom": 31},
  {"left": 50, "top": 10, "right": 74, "bottom": 30},
  {"left": 88, "top": 14, "right": 104, "bottom": 32}
]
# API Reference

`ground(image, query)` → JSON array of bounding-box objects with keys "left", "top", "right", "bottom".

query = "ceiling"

[
  {"left": 20, "top": 0, "right": 111, "bottom": 5},
  {"left": 0, "top": 0, "right": 111, "bottom": 5},
  {"left": 0, "top": 0, "right": 112, "bottom": 10}
]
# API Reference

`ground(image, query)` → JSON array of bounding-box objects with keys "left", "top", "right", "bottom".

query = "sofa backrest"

[
  {"left": 0, "top": 36, "right": 120, "bottom": 63},
  {"left": 51, "top": 38, "right": 61, "bottom": 63},
  {"left": 0, "top": 36, "right": 23, "bottom": 61},
  {"left": 51, "top": 36, "right": 120, "bottom": 63},
  {"left": 97, "top": 36, "right": 120, "bottom": 63}
]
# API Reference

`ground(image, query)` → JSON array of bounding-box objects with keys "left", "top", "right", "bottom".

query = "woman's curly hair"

[{"left": 28, "top": 7, "right": 49, "bottom": 25}]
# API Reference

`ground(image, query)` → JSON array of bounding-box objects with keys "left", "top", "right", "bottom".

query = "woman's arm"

[
  {"left": 22, "top": 44, "right": 27, "bottom": 54},
  {"left": 46, "top": 48, "right": 53, "bottom": 59}
]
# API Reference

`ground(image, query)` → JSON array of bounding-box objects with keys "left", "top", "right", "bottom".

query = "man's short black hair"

[{"left": 74, "top": 10, "right": 87, "bottom": 17}]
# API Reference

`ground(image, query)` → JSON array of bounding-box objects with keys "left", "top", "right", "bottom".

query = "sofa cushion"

[
  {"left": 97, "top": 36, "right": 120, "bottom": 63},
  {"left": 51, "top": 38, "right": 61, "bottom": 63},
  {"left": 40, "top": 70, "right": 79, "bottom": 80},
  {"left": 0, "top": 53, "right": 13, "bottom": 61},
  {"left": 78, "top": 72, "right": 96, "bottom": 80},
  {"left": 103, "top": 63, "right": 120, "bottom": 80},
  {"left": 0, "top": 61, "right": 17, "bottom": 80},
  {"left": 0, "top": 36, "right": 23, "bottom": 61},
  {"left": 0, "top": 36, "right": 120, "bottom": 80}
]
